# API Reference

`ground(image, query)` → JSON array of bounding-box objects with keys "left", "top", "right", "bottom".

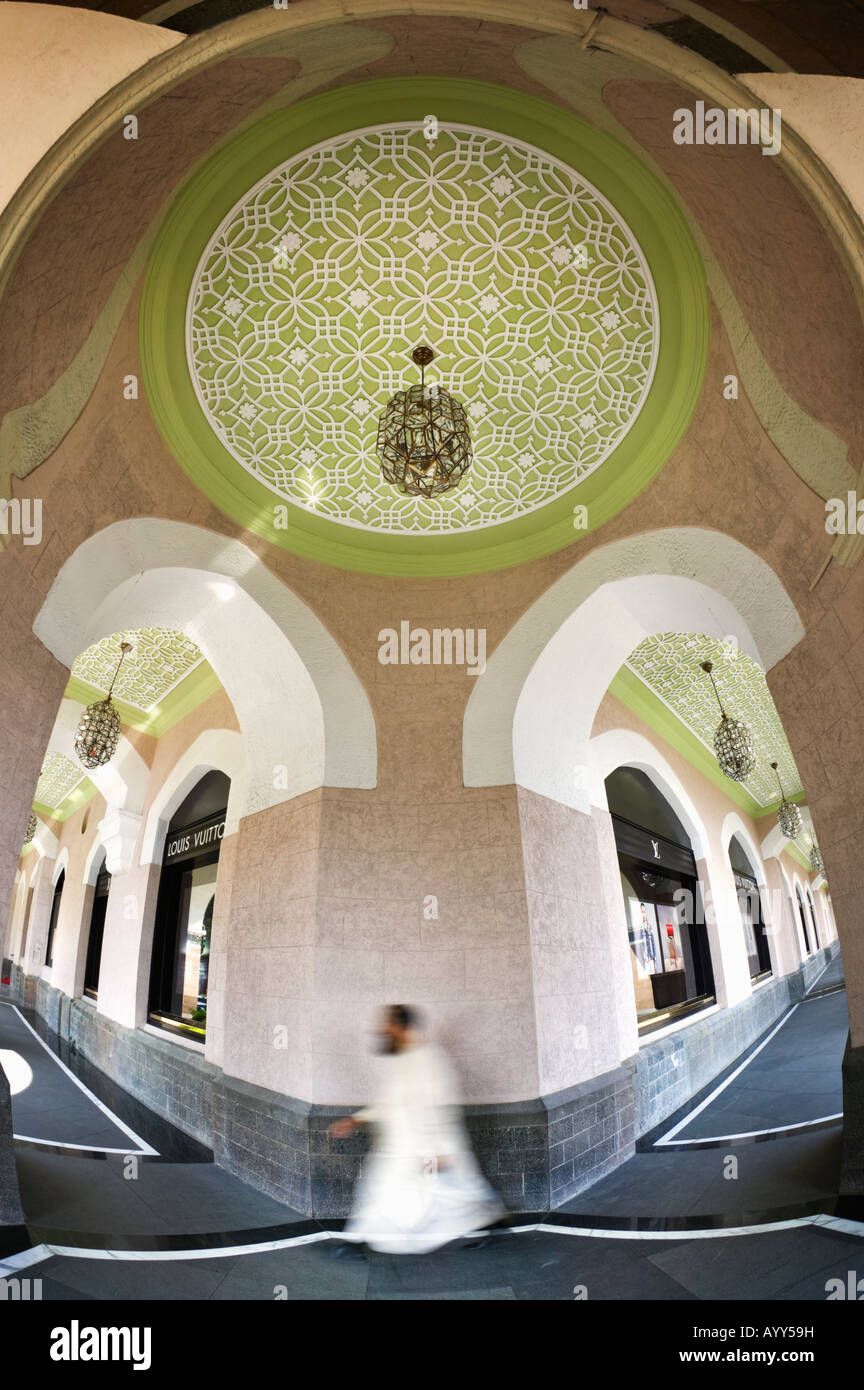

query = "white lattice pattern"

[
  {"left": 187, "top": 123, "right": 659, "bottom": 534},
  {"left": 626, "top": 633, "right": 803, "bottom": 809},
  {"left": 72, "top": 628, "right": 204, "bottom": 714},
  {"left": 35, "top": 753, "right": 85, "bottom": 810}
]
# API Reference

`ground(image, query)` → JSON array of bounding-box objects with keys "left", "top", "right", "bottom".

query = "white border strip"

[
  {"left": 655, "top": 1006, "right": 798, "bottom": 1146},
  {"left": 13, "top": 1136, "right": 154, "bottom": 1155},
  {"left": 804, "top": 955, "right": 833, "bottom": 993},
  {"left": 533, "top": 1213, "right": 864, "bottom": 1242},
  {"left": 3, "top": 1003, "right": 158, "bottom": 1156},
  {"left": 659, "top": 1113, "right": 843, "bottom": 1145},
  {"left": 4, "top": 1212, "right": 863, "bottom": 1268}
]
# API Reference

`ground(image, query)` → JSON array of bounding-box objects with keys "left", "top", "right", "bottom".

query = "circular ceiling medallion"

[
  {"left": 142, "top": 80, "right": 708, "bottom": 575},
  {"left": 186, "top": 123, "right": 659, "bottom": 536}
]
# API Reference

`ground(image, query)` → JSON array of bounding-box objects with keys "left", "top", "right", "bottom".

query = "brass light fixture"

[
  {"left": 700, "top": 660, "right": 757, "bottom": 782},
  {"left": 376, "top": 345, "right": 472, "bottom": 497},
  {"left": 770, "top": 760, "right": 803, "bottom": 839},
  {"left": 73, "top": 641, "right": 132, "bottom": 770}
]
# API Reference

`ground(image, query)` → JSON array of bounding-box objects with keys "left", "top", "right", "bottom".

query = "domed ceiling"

[{"left": 142, "top": 80, "right": 708, "bottom": 575}]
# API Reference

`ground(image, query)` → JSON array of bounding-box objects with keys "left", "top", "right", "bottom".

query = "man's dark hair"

[{"left": 389, "top": 1003, "right": 422, "bottom": 1031}]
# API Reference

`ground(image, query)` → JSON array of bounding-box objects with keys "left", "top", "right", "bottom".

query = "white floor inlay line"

[
  {"left": 659, "top": 1113, "right": 844, "bottom": 1145},
  {"left": 2, "top": 1002, "right": 158, "bottom": 1156}
]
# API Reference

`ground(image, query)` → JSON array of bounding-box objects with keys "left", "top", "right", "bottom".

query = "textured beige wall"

[{"left": 0, "top": 3, "right": 183, "bottom": 213}]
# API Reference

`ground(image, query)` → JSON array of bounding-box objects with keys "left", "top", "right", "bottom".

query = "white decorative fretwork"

[{"left": 187, "top": 123, "right": 659, "bottom": 535}]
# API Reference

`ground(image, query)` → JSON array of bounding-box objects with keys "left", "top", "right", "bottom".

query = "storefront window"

[
  {"left": 607, "top": 767, "right": 715, "bottom": 1038},
  {"left": 83, "top": 857, "right": 110, "bottom": 1000},
  {"left": 148, "top": 771, "right": 228, "bottom": 1041}
]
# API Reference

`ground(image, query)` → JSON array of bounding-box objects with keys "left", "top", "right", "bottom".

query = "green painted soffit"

[
  {"left": 64, "top": 659, "right": 221, "bottom": 738},
  {"left": 783, "top": 839, "right": 813, "bottom": 874},
  {"left": 609, "top": 665, "right": 805, "bottom": 821},
  {"left": 141, "top": 78, "right": 708, "bottom": 577},
  {"left": 33, "top": 778, "right": 98, "bottom": 825}
]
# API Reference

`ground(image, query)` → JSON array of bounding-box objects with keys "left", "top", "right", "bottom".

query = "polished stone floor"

[{"left": 1, "top": 950, "right": 862, "bottom": 1301}]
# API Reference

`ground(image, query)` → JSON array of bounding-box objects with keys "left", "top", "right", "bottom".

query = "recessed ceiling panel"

[
  {"left": 186, "top": 123, "right": 658, "bottom": 536},
  {"left": 142, "top": 79, "right": 708, "bottom": 574}
]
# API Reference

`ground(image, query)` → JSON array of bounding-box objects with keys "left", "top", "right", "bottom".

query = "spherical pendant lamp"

[
  {"left": 770, "top": 760, "right": 803, "bottom": 839},
  {"left": 73, "top": 641, "right": 131, "bottom": 770},
  {"left": 376, "top": 345, "right": 472, "bottom": 497},
  {"left": 700, "top": 660, "right": 757, "bottom": 782}
]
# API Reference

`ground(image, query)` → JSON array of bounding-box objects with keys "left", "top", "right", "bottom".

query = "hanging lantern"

[
  {"left": 376, "top": 345, "right": 472, "bottom": 497},
  {"left": 700, "top": 660, "right": 757, "bottom": 782},
  {"left": 770, "top": 760, "right": 803, "bottom": 839},
  {"left": 23, "top": 813, "right": 37, "bottom": 844},
  {"left": 73, "top": 641, "right": 131, "bottom": 770},
  {"left": 809, "top": 842, "right": 823, "bottom": 875}
]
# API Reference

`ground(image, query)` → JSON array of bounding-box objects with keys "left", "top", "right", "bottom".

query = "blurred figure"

[{"left": 329, "top": 1004, "right": 506, "bottom": 1254}]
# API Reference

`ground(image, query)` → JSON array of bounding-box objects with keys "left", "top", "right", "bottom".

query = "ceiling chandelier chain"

[
  {"left": 770, "top": 759, "right": 803, "bottom": 840},
  {"left": 73, "top": 641, "right": 132, "bottom": 771},
  {"left": 376, "top": 344, "right": 472, "bottom": 497},
  {"left": 700, "top": 659, "right": 756, "bottom": 783}
]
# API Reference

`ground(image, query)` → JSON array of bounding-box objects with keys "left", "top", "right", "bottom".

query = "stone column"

[{"left": 762, "top": 857, "right": 804, "bottom": 978}]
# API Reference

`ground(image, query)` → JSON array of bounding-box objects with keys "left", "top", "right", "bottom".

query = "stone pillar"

[
  {"left": 96, "top": 858, "right": 161, "bottom": 1030},
  {"left": 767, "top": 567, "right": 864, "bottom": 1191},
  {"left": 762, "top": 857, "right": 804, "bottom": 978},
  {"left": 700, "top": 853, "right": 752, "bottom": 1009},
  {"left": 0, "top": 1059, "right": 24, "bottom": 1225},
  {"left": 22, "top": 856, "right": 55, "bottom": 976}
]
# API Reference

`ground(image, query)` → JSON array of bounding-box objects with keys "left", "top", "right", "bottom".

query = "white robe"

[{"left": 344, "top": 1041, "right": 506, "bottom": 1254}]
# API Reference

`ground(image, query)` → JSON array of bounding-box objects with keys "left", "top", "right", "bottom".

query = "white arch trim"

[
  {"left": 30, "top": 821, "right": 58, "bottom": 865},
  {"left": 33, "top": 520, "right": 377, "bottom": 816},
  {"left": 588, "top": 728, "right": 712, "bottom": 864},
  {"left": 82, "top": 834, "right": 109, "bottom": 888},
  {"left": 52, "top": 846, "right": 69, "bottom": 887},
  {"left": 140, "top": 729, "right": 246, "bottom": 867},
  {"left": 721, "top": 812, "right": 769, "bottom": 886},
  {"left": 464, "top": 528, "right": 803, "bottom": 793}
]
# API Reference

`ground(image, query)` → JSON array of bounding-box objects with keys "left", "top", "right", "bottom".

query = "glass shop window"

[
  {"left": 148, "top": 770, "right": 229, "bottom": 1042},
  {"left": 607, "top": 767, "right": 716, "bottom": 1038}
]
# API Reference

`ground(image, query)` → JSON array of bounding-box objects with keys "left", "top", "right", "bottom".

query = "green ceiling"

[
  {"left": 31, "top": 752, "right": 96, "bottom": 825},
  {"left": 67, "top": 627, "right": 220, "bottom": 736},
  {"left": 611, "top": 632, "right": 821, "bottom": 870},
  {"left": 24, "top": 629, "right": 221, "bottom": 832},
  {"left": 141, "top": 78, "right": 708, "bottom": 575}
]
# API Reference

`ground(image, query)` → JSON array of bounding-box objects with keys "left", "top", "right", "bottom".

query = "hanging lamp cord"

[{"left": 106, "top": 642, "right": 131, "bottom": 700}]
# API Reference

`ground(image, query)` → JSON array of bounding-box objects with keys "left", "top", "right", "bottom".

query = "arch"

[
  {"left": 33, "top": 520, "right": 377, "bottom": 816},
  {"left": 793, "top": 874, "right": 813, "bottom": 955},
  {"left": 805, "top": 884, "right": 821, "bottom": 949},
  {"left": 589, "top": 728, "right": 710, "bottom": 864},
  {"left": 722, "top": 813, "right": 769, "bottom": 887},
  {"left": 82, "top": 834, "right": 109, "bottom": 888},
  {"left": 139, "top": 730, "right": 245, "bottom": 867},
  {"left": 30, "top": 820, "right": 58, "bottom": 864},
  {"left": 465, "top": 528, "right": 803, "bottom": 798},
  {"left": 51, "top": 846, "right": 69, "bottom": 887}
]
